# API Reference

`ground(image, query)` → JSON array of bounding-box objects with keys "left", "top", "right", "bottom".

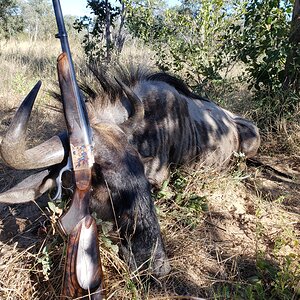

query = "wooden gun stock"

[
  {"left": 57, "top": 53, "right": 105, "bottom": 299},
  {"left": 61, "top": 215, "right": 104, "bottom": 299}
]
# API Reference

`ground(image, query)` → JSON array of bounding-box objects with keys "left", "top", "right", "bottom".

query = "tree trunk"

[
  {"left": 290, "top": 0, "right": 300, "bottom": 43},
  {"left": 283, "top": 0, "right": 300, "bottom": 92},
  {"left": 34, "top": 16, "right": 39, "bottom": 42},
  {"left": 115, "top": 1, "right": 126, "bottom": 55},
  {"left": 105, "top": 0, "right": 112, "bottom": 62}
]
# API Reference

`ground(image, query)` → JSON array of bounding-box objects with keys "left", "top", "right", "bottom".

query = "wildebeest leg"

[
  {"left": 234, "top": 118, "right": 261, "bottom": 158},
  {"left": 143, "top": 156, "right": 170, "bottom": 188}
]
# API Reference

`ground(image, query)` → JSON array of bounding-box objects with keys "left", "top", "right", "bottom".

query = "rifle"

[{"left": 52, "top": 0, "right": 105, "bottom": 298}]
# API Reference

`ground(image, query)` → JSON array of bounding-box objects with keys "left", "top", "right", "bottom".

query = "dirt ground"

[{"left": 0, "top": 146, "right": 299, "bottom": 299}]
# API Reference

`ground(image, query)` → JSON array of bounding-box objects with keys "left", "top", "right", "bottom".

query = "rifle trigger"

[{"left": 51, "top": 157, "right": 72, "bottom": 201}]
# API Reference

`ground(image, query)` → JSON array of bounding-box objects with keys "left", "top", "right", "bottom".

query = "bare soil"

[{"left": 0, "top": 142, "right": 299, "bottom": 299}]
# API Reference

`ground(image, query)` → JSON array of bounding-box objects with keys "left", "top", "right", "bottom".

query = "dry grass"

[{"left": 0, "top": 39, "right": 299, "bottom": 299}]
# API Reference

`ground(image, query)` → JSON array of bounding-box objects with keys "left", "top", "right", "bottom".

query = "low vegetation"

[{"left": 0, "top": 37, "right": 299, "bottom": 299}]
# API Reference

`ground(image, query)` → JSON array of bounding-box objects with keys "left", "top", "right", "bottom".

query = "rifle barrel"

[{"left": 52, "top": 0, "right": 92, "bottom": 146}]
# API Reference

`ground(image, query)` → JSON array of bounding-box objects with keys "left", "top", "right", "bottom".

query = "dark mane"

[
  {"left": 79, "top": 63, "right": 210, "bottom": 104},
  {"left": 79, "top": 63, "right": 153, "bottom": 105},
  {"left": 146, "top": 72, "right": 209, "bottom": 101}
]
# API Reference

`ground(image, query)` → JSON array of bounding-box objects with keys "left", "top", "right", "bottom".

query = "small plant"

[
  {"left": 92, "top": 213, "right": 120, "bottom": 254},
  {"left": 156, "top": 169, "right": 208, "bottom": 229},
  {"left": 125, "top": 279, "right": 138, "bottom": 299},
  {"left": 47, "top": 201, "right": 64, "bottom": 234},
  {"left": 37, "top": 246, "right": 52, "bottom": 281},
  {"left": 231, "top": 151, "right": 250, "bottom": 181}
]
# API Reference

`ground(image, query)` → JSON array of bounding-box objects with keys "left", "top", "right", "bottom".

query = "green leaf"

[{"left": 48, "top": 202, "right": 59, "bottom": 214}]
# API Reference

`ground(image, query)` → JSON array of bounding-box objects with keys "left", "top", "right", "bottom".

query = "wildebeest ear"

[
  {"left": 0, "top": 170, "right": 55, "bottom": 204},
  {"left": 114, "top": 77, "right": 144, "bottom": 133}
]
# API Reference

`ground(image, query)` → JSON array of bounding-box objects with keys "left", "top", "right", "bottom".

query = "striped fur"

[{"left": 84, "top": 64, "right": 260, "bottom": 186}]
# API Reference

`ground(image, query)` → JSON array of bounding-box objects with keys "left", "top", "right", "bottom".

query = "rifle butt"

[{"left": 61, "top": 215, "right": 105, "bottom": 299}]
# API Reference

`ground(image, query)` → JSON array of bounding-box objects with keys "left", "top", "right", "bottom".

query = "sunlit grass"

[{"left": 0, "top": 38, "right": 299, "bottom": 300}]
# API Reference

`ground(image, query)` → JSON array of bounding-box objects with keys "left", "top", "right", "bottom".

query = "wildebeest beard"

[{"left": 0, "top": 63, "right": 260, "bottom": 278}]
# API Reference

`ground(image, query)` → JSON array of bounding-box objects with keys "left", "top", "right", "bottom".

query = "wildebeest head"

[
  {"left": 0, "top": 66, "right": 170, "bottom": 277},
  {"left": 0, "top": 68, "right": 146, "bottom": 200}
]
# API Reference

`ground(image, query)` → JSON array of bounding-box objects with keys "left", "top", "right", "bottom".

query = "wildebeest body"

[{"left": 85, "top": 69, "right": 259, "bottom": 186}]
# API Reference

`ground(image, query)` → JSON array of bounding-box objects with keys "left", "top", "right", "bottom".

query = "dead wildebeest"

[{"left": 0, "top": 64, "right": 260, "bottom": 277}]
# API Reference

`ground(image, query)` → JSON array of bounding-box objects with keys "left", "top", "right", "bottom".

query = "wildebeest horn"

[
  {"left": 115, "top": 78, "right": 144, "bottom": 132},
  {"left": 0, "top": 81, "right": 66, "bottom": 170}
]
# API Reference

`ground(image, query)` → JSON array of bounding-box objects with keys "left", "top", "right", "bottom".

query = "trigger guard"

[{"left": 51, "top": 157, "right": 72, "bottom": 201}]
